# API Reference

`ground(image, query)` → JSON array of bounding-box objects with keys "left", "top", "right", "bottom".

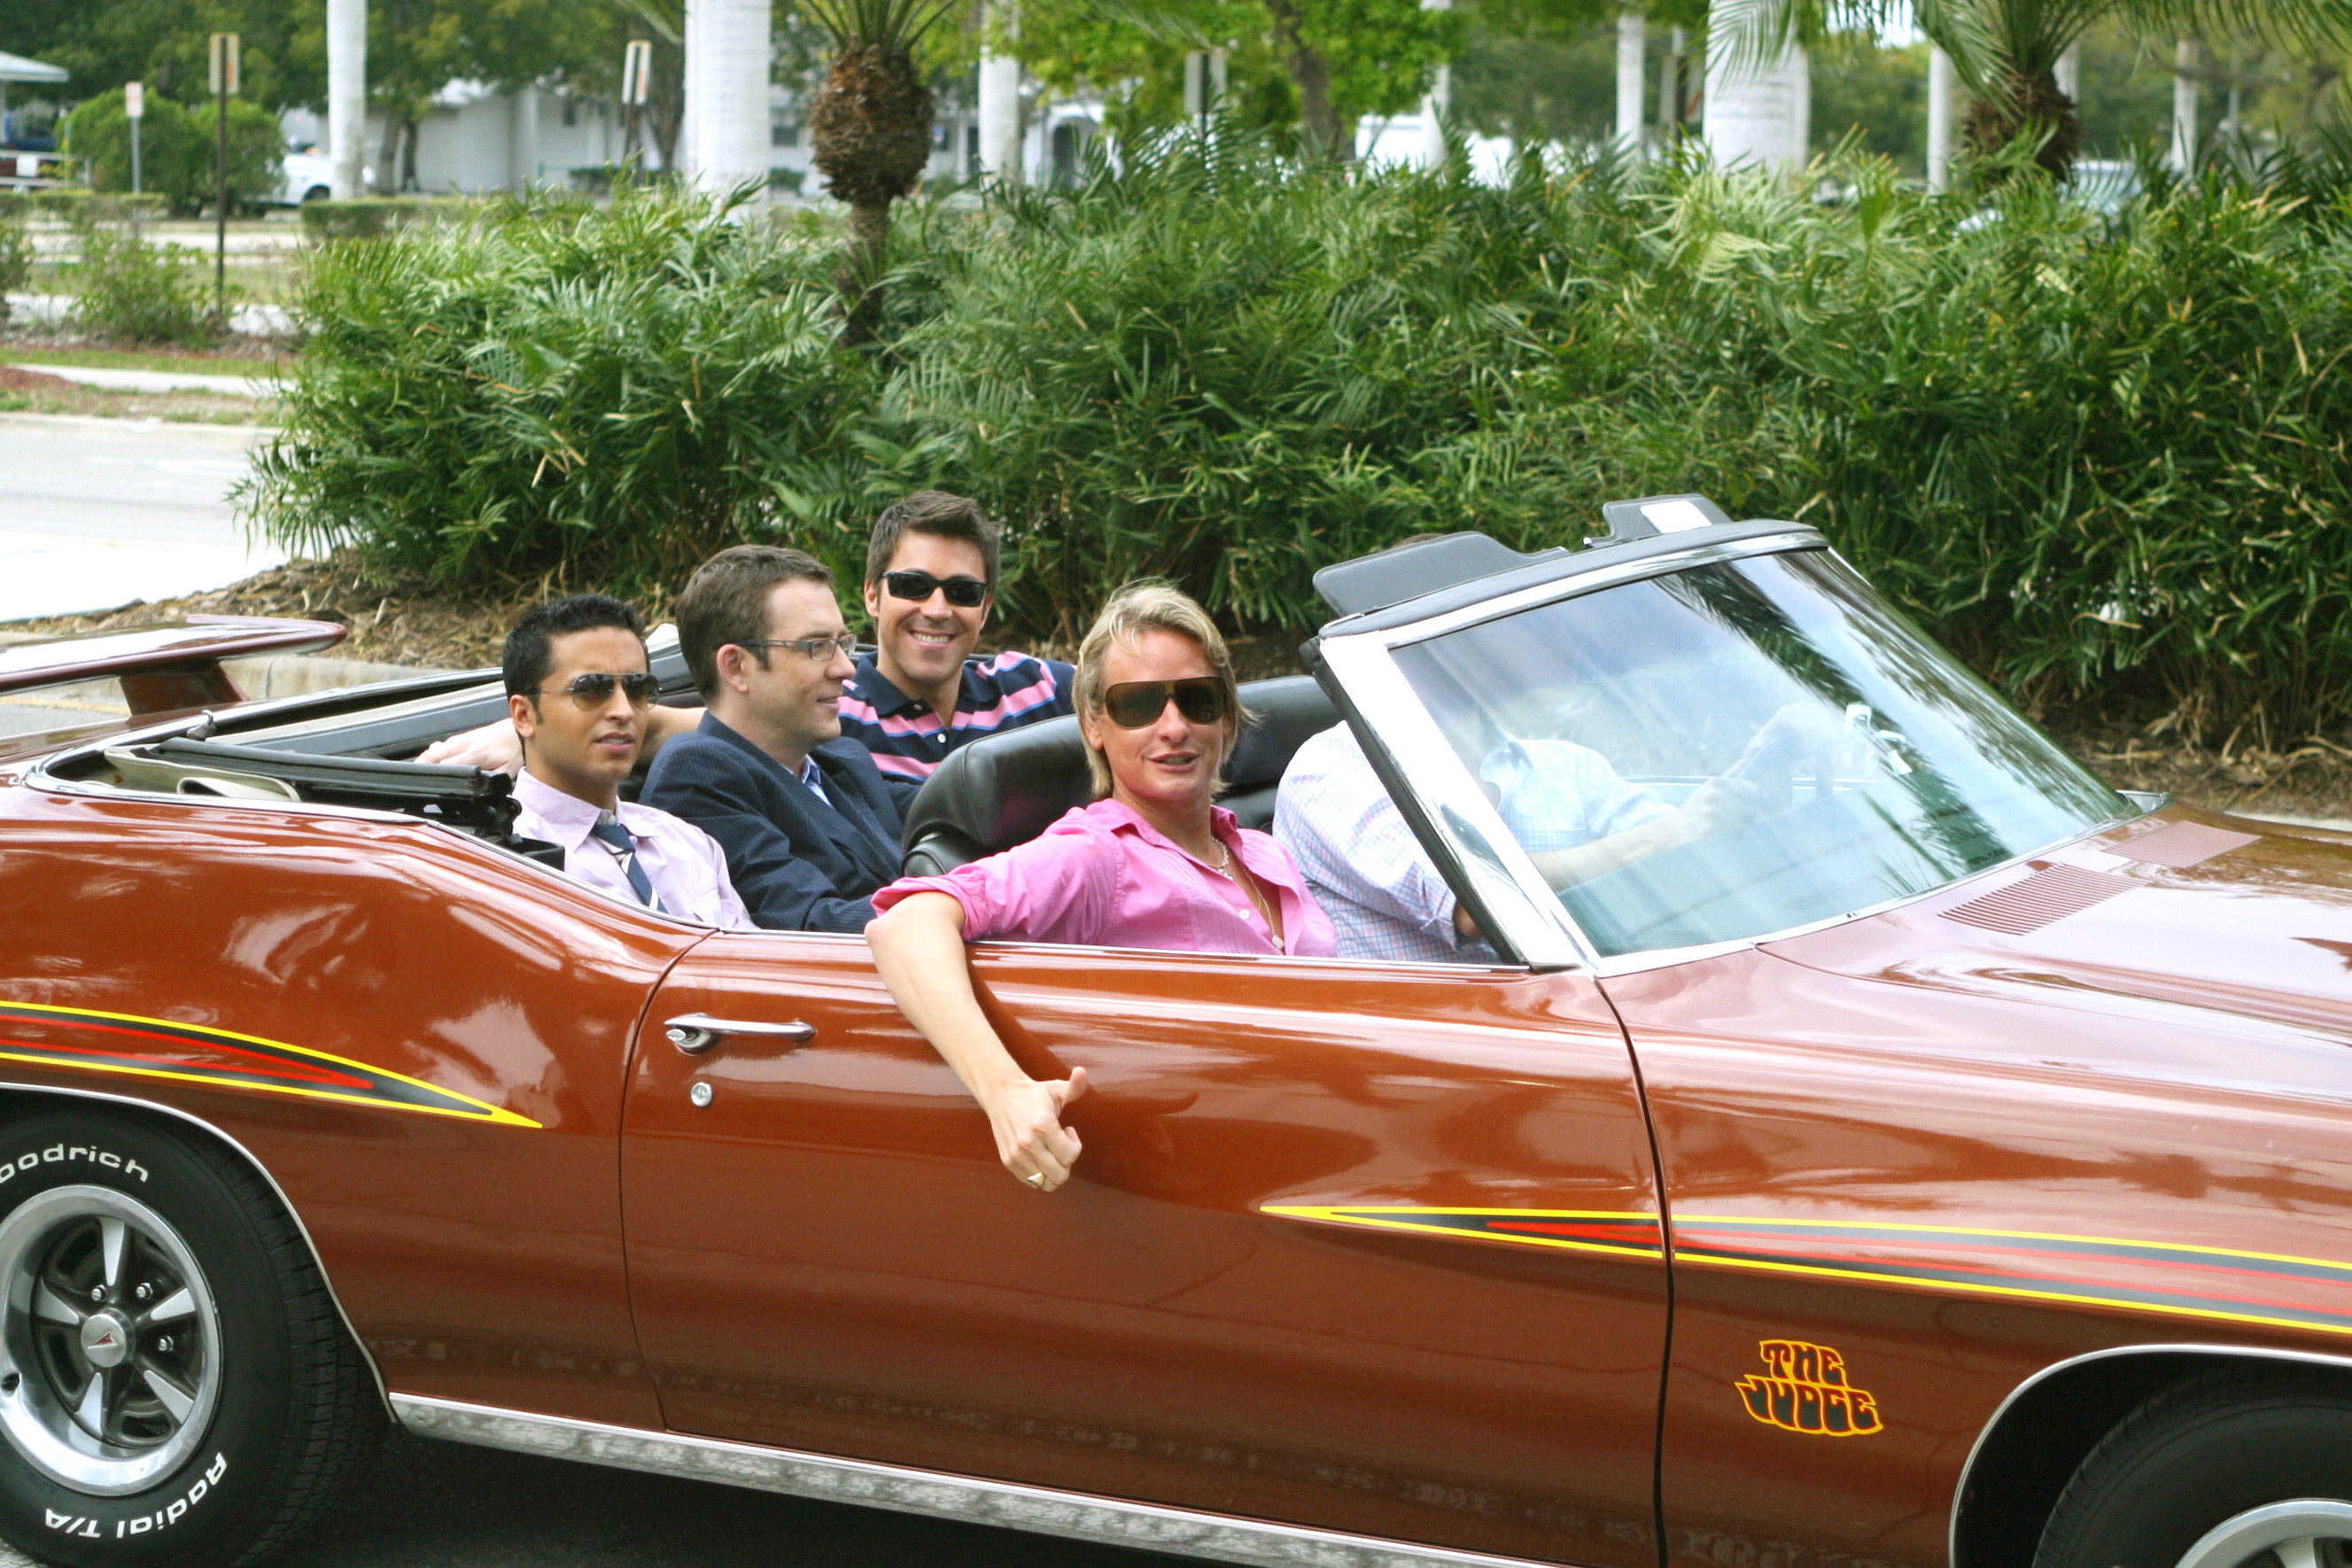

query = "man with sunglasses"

[
  {"left": 639, "top": 546, "right": 909, "bottom": 933},
  {"left": 841, "top": 491, "right": 1075, "bottom": 798},
  {"left": 502, "top": 595, "right": 750, "bottom": 928}
]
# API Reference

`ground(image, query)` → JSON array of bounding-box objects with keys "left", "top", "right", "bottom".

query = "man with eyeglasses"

[
  {"left": 502, "top": 594, "right": 750, "bottom": 928},
  {"left": 639, "top": 546, "right": 909, "bottom": 933}
]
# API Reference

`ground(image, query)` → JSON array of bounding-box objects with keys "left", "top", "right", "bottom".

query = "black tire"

[
  {"left": 2035, "top": 1364, "right": 2352, "bottom": 1568},
  {"left": 0, "top": 1108, "right": 384, "bottom": 1567}
]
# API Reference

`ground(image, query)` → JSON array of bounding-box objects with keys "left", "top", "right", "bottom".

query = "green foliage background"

[
  {"left": 246, "top": 142, "right": 2352, "bottom": 737},
  {"left": 60, "top": 89, "right": 284, "bottom": 217}
]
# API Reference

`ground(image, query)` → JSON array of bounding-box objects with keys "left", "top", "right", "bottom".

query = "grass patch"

[{"left": 2, "top": 345, "right": 295, "bottom": 377}]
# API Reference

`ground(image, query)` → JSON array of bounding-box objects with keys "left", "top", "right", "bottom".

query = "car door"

[{"left": 619, "top": 929, "right": 1667, "bottom": 1566}]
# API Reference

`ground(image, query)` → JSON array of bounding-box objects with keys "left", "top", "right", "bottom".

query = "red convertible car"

[{"left": 0, "top": 497, "right": 2345, "bottom": 1568}]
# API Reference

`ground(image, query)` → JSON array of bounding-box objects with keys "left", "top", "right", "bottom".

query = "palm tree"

[
  {"left": 800, "top": 0, "right": 961, "bottom": 344},
  {"left": 1712, "top": 0, "right": 2352, "bottom": 178}
]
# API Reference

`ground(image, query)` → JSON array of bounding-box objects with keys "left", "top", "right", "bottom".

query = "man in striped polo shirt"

[
  {"left": 843, "top": 491, "right": 1074, "bottom": 806},
  {"left": 421, "top": 492, "right": 1072, "bottom": 814}
]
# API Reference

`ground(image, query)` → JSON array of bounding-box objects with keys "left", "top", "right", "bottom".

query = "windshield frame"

[{"left": 1313, "top": 529, "right": 2142, "bottom": 974}]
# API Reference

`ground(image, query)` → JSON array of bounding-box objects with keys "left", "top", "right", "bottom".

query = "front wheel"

[
  {"left": 2035, "top": 1365, "right": 2352, "bottom": 1568},
  {"left": 0, "top": 1109, "right": 383, "bottom": 1566}
]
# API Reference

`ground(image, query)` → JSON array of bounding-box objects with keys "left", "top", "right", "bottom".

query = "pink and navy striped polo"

[{"left": 839, "top": 650, "right": 1076, "bottom": 788}]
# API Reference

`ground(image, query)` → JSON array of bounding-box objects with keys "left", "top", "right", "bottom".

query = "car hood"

[{"left": 1762, "top": 810, "right": 2352, "bottom": 1049}]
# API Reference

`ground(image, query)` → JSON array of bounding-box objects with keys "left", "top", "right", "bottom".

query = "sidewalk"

[
  {"left": 4, "top": 292, "right": 295, "bottom": 336},
  {"left": 7, "top": 361, "right": 279, "bottom": 395}
]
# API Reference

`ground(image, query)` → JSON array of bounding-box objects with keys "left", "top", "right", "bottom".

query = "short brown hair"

[
  {"left": 674, "top": 545, "right": 834, "bottom": 700},
  {"left": 865, "top": 491, "right": 1001, "bottom": 590},
  {"left": 1072, "top": 581, "right": 1246, "bottom": 799}
]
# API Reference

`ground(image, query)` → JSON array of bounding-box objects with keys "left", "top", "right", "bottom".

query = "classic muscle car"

[{"left": 0, "top": 495, "right": 2345, "bottom": 1568}]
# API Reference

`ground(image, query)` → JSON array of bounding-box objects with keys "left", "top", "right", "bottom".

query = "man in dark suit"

[{"left": 642, "top": 546, "right": 904, "bottom": 933}]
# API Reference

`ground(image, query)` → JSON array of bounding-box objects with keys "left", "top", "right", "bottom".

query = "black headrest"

[{"left": 898, "top": 675, "right": 1340, "bottom": 876}]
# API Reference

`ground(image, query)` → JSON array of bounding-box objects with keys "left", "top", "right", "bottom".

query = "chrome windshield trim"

[
  {"left": 1950, "top": 1342, "right": 2352, "bottom": 1568},
  {"left": 0, "top": 1081, "right": 392, "bottom": 1418},
  {"left": 1341, "top": 528, "right": 1826, "bottom": 651},
  {"left": 392, "top": 1394, "right": 1559, "bottom": 1568}
]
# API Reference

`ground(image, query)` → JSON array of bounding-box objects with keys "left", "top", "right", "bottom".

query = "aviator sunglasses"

[
  {"left": 1101, "top": 677, "right": 1230, "bottom": 730},
  {"left": 539, "top": 671, "right": 662, "bottom": 710},
  {"left": 882, "top": 570, "right": 990, "bottom": 609}
]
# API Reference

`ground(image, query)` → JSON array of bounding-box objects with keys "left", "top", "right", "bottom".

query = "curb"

[
  {"left": 225, "top": 653, "right": 462, "bottom": 700},
  {"left": 0, "top": 412, "right": 278, "bottom": 445}
]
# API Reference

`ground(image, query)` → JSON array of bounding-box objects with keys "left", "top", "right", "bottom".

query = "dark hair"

[
  {"left": 674, "top": 545, "right": 834, "bottom": 700},
  {"left": 865, "top": 491, "right": 1001, "bottom": 591},
  {"left": 503, "top": 594, "right": 648, "bottom": 700}
]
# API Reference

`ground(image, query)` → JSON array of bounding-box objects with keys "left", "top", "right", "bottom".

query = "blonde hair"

[{"left": 1073, "top": 581, "right": 1246, "bottom": 799}]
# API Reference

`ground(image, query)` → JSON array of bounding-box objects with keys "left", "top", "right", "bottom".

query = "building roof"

[{"left": 0, "top": 51, "right": 71, "bottom": 86}]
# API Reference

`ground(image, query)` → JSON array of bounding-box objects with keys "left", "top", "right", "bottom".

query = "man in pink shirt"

[{"left": 867, "top": 584, "right": 1334, "bottom": 1196}]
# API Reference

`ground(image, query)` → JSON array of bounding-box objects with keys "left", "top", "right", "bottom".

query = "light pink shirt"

[
  {"left": 511, "top": 770, "right": 754, "bottom": 929},
  {"left": 873, "top": 798, "right": 1337, "bottom": 958}
]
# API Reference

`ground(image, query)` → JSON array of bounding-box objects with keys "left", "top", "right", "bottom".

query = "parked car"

[
  {"left": 267, "top": 144, "right": 363, "bottom": 206},
  {"left": 0, "top": 499, "right": 2346, "bottom": 1568}
]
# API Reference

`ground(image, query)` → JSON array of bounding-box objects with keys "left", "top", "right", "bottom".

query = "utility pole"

[
  {"left": 328, "top": 0, "right": 367, "bottom": 199},
  {"left": 210, "top": 34, "right": 238, "bottom": 324},
  {"left": 1616, "top": 8, "right": 1646, "bottom": 162}
]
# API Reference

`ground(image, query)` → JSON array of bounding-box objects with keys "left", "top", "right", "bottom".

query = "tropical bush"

[
  {"left": 69, "top": 223, "right": 223, "bottom": 345},
  {"left": 0, "top": 213, "right": 30, "bottom": 322},
  {"left": 248, "top": 143, "right": 2352, "bottom": 738},
  {"left": 59, "top": 88, "right": 283, "bottom": 219},
  {"left": 245, "top": 192, "right": 919, "bottom": 596}
]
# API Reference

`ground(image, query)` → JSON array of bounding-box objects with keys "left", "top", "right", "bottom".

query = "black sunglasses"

[
  {"left": 1102, "top": 678, "right": 1229, "bottom": 730},
  {"left": 539, "top": 671, "right": 662, "bottom": 710},
  {"left": 882, "top": 570, "right": 990, "bottom": 609}
]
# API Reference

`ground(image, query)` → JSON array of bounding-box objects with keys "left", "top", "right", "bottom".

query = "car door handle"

[{"left": 663, "top": 1014, "right": 816, "bottom": 1055}]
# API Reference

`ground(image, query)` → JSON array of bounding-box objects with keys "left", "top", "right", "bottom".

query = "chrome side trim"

[
  {"left": 0, "top": 1080, "right": 392, "bottom": 1418},
  {"left": 1948, "top": 1342, "right": 2352, "bottom": 1568},
  {"left": 392, "top": 1394, "right": 1558, "bottom": 1568}
]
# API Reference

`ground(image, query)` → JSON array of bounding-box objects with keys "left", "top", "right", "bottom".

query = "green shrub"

[
  {"left": 0, "top": 190, "right": 168, "bottom": 221},
  {"left": 298, "top": 196, "right": 467, "bottom": 244},
  {"left": 70, "top": 225, "right": 224, "bottom": 345},
  {"left": 245, "top": 189, "right": 913, "bottom": 592},
  {"left": 0, "top": 213, "right": 30, "bottom": 322},
  {"left": 59, "top": 88, "right": 283, "bottom": 219},
  {"left": 245, "top": 146, "right": 2352, "bottom": 737}
]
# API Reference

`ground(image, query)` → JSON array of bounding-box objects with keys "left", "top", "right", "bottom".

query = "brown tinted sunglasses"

[{"left": 1102, "top": 678, "right": 1230, "bottom": 730}]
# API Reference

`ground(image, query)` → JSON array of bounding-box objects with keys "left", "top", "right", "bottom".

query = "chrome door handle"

[{"left": 664, "top": 1014, "right": 816, "bottom": 1055}]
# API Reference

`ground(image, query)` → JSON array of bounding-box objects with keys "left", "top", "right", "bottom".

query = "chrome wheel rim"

[
  {"left": 2177, "top": 1502, "right": 2352, "bottom": 1568},
  {"left": 0, "top": 1186, "right": 221, "bottom": 1494}
]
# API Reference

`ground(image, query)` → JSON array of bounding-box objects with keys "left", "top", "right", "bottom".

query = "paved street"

[
  {"left": 0, "top": 414, "right": 285, "bottom": 623},
  {"left": 0, "top": 1432, "right": 1192, "bottom": 1568}
]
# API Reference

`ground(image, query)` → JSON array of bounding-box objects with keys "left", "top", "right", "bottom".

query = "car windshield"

[{"left": 1389, "top": 547, "right": 2129, "bottom": 957}]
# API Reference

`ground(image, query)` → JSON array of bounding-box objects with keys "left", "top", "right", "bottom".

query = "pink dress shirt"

[
  {"left": 873, "top": 798, "right": 1337, "bottom": 958},
  {"left": 511, "top": 770, "right": 754, "bottom": 929}
]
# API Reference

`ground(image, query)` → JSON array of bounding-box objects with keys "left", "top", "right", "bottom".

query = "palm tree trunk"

[
  {"left": 1963, "top": 65, "right": 2083, "bottom": 179},
  {"left": 1263, "top": 0, "right": 1346, "bottom": 160},
  {"left": 837, "top": 199, "right": 890, "bottom": 347}
]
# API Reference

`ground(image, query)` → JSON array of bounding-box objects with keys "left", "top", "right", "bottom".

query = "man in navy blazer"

[{"left": 642, "top": 546, "right": 905, "bottom": 933}]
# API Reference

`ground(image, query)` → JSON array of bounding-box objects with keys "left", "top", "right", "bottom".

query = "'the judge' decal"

[{"left": 1735, "top": 1340, "right": 1882, "bottom": 1436}]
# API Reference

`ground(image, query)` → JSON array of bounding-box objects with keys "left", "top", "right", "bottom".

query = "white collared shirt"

[{"left": 510, "top": 770, "right": 753, "bottom": 928}]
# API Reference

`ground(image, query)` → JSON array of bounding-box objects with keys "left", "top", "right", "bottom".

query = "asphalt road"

[
  {"left": 0, "top": 1431, "right": 1196, "bottom": 1568},
  {"left": 0, "top": 415, "right": 285, "bottom": 624}
]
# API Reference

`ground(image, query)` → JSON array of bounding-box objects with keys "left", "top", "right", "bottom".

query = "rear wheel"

[
  {"left": 2035, "top": 1365, "right": 2352, "bottom": 1568},
  {"left": 0, "top": 1109, "right": 383, "bottom": 1566}
]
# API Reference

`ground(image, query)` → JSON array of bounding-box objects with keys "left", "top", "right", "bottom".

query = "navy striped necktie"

[{"left": 587, "top": 817, "right": 664, "bottom": 912}]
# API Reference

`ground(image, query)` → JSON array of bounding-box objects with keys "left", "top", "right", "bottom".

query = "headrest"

[{"left": 898, "top": 675, "right": 1340, "bottom": 876}]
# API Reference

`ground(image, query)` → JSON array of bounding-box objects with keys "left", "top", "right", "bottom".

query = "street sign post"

[
  {"left": 620, "top": 40, "right": 653, "bottom": 170},
  {"left": 125, "top": 81, "right": 144, "bottom": 200},
  {"left": 209, "top": 35, "right": 238, "bottom": 322}
]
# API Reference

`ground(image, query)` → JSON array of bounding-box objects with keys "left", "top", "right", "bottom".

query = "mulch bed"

[
  {"left": 0, "top": 365, "right": 78, "bottom": 392},
  {"left": 10, "top": 553, "right": 2350, "bottom": 820}
]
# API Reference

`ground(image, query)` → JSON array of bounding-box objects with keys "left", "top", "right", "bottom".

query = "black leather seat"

[{"left": 899, "top": 676, "right": 1340, "bottom": 876}]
